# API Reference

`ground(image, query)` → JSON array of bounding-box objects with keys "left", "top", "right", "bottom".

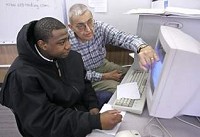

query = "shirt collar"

[{"left": 34, "top": 44, "right": 54, "bottom": 62}]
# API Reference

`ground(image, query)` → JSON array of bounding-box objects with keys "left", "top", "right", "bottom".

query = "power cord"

[{"left": 176, "top": 116, "right": 200, "bottom": 129}]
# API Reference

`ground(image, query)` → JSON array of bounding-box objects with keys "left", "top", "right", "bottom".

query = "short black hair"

[{"left": 34, "top": 17, "right": 66, "bottom": 42}]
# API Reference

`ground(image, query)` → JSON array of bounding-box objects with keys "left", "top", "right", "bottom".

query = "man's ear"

[{"left": 37, "top": 40, "right": 47, "bottom": 50}]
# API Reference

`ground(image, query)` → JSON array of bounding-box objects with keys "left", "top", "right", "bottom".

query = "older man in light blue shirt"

[{"left": 68, "top": 4, "right": 158, "bottom": 93}]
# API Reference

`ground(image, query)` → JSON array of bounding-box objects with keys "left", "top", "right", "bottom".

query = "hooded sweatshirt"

[{"left": 0, "top": 21, "right": 101, "bottom": 137}]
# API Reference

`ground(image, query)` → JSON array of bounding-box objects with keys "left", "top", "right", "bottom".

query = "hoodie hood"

[
  {"left": 17, "top": 20, "right": 52, "bottom": 66},
  {"left": 0, "top": 20, "right": 55, "bottom": 105}
]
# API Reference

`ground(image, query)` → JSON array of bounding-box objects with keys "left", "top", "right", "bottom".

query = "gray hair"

[{"left": 68, "top": 4, "right": 91, "bottom": 23}]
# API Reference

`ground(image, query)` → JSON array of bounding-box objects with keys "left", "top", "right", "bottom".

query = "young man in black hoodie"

[{"left": 0, "top": 17, "right": 122, "bottom": 137}]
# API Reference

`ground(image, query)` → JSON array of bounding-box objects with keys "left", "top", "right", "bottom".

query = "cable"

[
  {"left": 196, "top": 117, "right": 200, "bottom": 123},
  {"left": 142, "top": 116, "right": 200, "bottom": 137},
  {"left": 156, "top": 118, "right": 173, "bottom": 137},
  {"left": 176, "top": 116, "right": 200, "bottom": 129},
  {"left": 142, "top": 117, "right": 165, "bottom": 137},
  {"left": 149, "top": 124, "right": 165, "bottom": 137}
]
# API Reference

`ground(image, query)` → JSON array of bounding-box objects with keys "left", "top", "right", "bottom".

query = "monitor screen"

[
  {"left": 146, "top": 26, "right": 200, "bottom": 119},
  {"left": 150, "top": 40, "right": 165, "bottom": 93}
]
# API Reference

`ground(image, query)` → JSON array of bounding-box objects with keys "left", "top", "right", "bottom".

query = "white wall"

[
  {"left": 0, "top": 0, "right": 66, "bottom": 44},
  {"left": 66, "top": 0, "right": 151, "bottom": 34}
]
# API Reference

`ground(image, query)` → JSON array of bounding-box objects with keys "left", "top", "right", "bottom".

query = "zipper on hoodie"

[{"left": 55, "top": 61, "right": 61, "bottom": 77}]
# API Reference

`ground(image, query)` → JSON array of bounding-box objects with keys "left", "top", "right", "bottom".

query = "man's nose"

[
  {"left": 85, "top": 24, "right": 91, "bottom": 31},
  {"left": 64, "top": 41, "right": 71, "bottom": 50}
]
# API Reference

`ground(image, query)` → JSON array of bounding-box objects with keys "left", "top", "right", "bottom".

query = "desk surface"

[{"left": 87, "top": 92, "right": 200, "bottom": 137}]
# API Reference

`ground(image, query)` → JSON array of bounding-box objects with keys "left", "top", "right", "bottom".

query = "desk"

[{"left": 87, "top": 91, "right": 200, "bottom": 137}]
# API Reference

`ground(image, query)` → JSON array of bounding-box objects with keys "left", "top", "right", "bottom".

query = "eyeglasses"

[{"left": 75, "top": 18, "right": 94, "bottom": 31}]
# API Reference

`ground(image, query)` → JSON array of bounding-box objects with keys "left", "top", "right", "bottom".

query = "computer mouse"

[{"left": 115, "top": 130, "right": 141, "bottom": 137}]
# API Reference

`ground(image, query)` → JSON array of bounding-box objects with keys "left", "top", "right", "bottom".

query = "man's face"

[
  {"left": 69, "top": 10, "right": 94, "bottom": 42},
  {"left": 44, "top": 28, "right": 71, "bottom": 59}
]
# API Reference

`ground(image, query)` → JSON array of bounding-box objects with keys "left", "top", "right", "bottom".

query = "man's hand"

[
  {"left": 138, "top": 45, "right": 159, "bottom": 71},
  {"left": 100, "top": 110, "right": 122, "bottom": 130},
  {"left": 89, "top": 108, "right": 100, "bottom": 115},
  {"left": 102, "top": 70, "right": 122, "bottom": 81}
]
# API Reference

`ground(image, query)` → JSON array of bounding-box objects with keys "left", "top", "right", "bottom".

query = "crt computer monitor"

[{"left": 146, "top": 26, "right": 200, "bottom": 119}]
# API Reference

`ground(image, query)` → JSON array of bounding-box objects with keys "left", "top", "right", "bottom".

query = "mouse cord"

[
  {"left": 142, "top": 117, "right": 164, "bottom": 137},
  {"left": 156, "top": 118, "right": 173, "bottom": 137},
  {"left": 175, "top": 116, "right": 200, "bottom": 129},
  {"left": 196, "top": 117, "right": 200, "bottom": 123},
  {"left": 142, "top": 117, "right": 173, "bottom": 137}
]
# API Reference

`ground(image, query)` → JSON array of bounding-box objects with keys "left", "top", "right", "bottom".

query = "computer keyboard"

[{"left": 112, "top": 68, "right": 148, "bottom": 114}]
